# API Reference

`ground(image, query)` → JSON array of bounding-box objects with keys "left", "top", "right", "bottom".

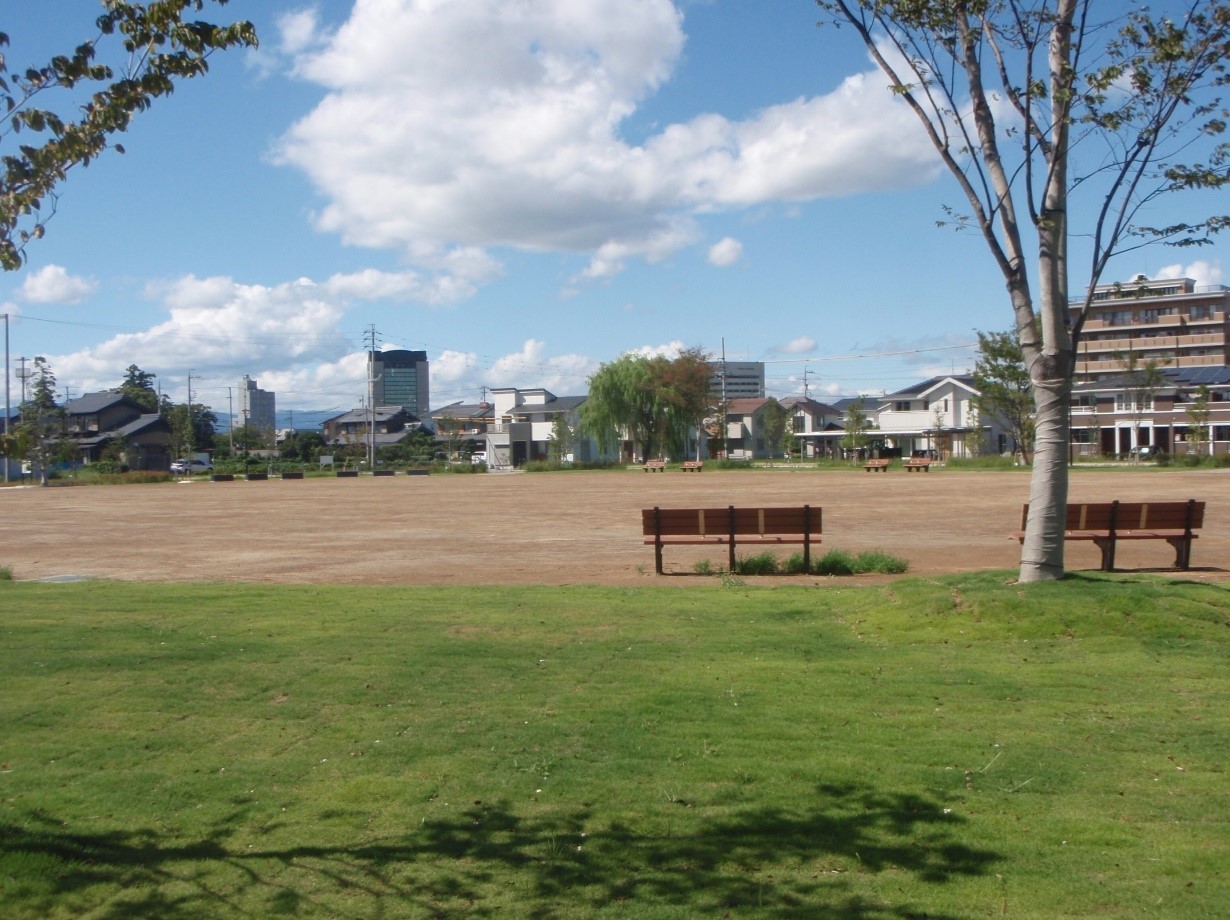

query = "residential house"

[
  {"left": 322, "top": 406, "right": 423, "bottom": 452},
  {"left": 486, "top": 388, "right": 609, "bottom": 467},
  {"left": 74, "top": 413, "right": 175, "bottom": 469},
  {"left": 1070, "top": 365, "right": 1230, "bottom": 457},
  {"left": 64, "top": 391, "right": 174, "bottom": 470},
  {"left": 429, "top": 401, "right": 495, "bottom": 459},
  {"left": 873, "top": 376, "right": 1001, "bottom": 459},
  {"left": 779, "top": 396, "right": 845, "bottom": 458},
  {"left": 719, "top": 397, "right": 782, "bottom": 460}
]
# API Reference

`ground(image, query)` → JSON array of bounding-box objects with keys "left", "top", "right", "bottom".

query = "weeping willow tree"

[
  {"left": 579, "top": 350, "right": 714, "bottom": 462},
  {"left": 818, "top": 0, "right": 1230, "bottom": 581}
]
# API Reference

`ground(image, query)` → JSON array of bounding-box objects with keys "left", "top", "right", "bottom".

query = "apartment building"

[
  {"left": 238, "top": 375, "right": 276, "bottom": 435},
  {"left": 1072, "top": 276, "right": 1230, "bottom": 380},
  {"left": 1070, "top": 365, "right": 1230, "bottom": 457}
]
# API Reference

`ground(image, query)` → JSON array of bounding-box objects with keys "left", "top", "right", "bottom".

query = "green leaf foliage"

[{"left": 1, "top": 2, "right": 258, "bottom": 270}]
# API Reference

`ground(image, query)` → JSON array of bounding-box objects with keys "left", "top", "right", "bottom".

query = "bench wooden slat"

[
  {"left": 643, "top": 505, "right": 821, "bottom": 574},
  {"left": 1018, "top": 500, "right": 1204, "bottom": 571}
]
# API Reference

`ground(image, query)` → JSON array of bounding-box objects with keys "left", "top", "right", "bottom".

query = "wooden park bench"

[
  {"left": 642, "top": 505, "right": 821, "bottom": 575},
  {"left": 863, "top": 459, "right": 890, "bottom": 472},
  {"left": 681, "top": 460, "right": 703, "bottom": 472},
  {"left": 643, "top": 460, "right": 667, "bottom": 472},
  {"left": 1016, "top": 500, "right": 1205, "bottom": 572},
  {"left": 904, "top": 458, "right": 932, "bottom": 472}
]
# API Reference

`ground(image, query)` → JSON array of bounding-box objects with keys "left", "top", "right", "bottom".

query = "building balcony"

[{"left": 1077, "top": 332, "right": 1226, "bottom": 354}]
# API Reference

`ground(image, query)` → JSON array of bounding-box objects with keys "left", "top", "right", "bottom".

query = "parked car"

[
  {"left": 470, "top": 451, "right": 487, "bottom": 465},
  {"left": 170, "top": 458, "right": 212, "bottom": 474}
]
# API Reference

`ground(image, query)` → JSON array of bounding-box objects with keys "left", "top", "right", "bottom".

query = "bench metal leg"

[
  {"left": 1168, "top": 536, "right": 1192, "bottom": 569},
  {"left": 1094, "top": 538, "right": 1115, "bottom": 572}
]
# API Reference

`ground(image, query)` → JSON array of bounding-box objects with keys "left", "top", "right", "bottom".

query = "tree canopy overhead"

[
  {"left": 818, "top": 0, "right": 1230, "bottom": 581},
  {"left": 1, "top": 1, "right": 258, "bottom": 270}
]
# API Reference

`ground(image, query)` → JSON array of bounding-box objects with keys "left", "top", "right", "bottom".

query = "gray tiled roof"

[{"left": 65, "top": 390, "right": 133, "bottom": 414}]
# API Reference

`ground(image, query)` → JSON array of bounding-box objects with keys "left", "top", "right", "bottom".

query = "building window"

[
  {"left": 1115, "top": 394, "right": 1154, "bottom": 413},
  {"left": 792, "top": 415, "right": 806, "bottom": 433},
  {"left": 895, "top": 401, "right": 911, "bottom": 412}
]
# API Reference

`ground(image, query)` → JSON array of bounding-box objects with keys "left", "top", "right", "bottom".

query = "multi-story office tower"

[
  {"left": 708, "top": 361, "right": 765, "bottom": 400},
  {"left": 370, "top": 349, "right": 430, "bottom": 417}
]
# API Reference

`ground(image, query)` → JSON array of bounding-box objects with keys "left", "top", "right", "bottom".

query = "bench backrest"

[
  {"left": 1021, "top": 500, "right": 1205, "bottom": 532},
  {"left": 643, "top": 506, "right": 821, "bottom": 537}
]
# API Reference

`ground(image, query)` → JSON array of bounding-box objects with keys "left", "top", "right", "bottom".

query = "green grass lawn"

[{"left": 1, "top": 574, "right": 1227, "bottom": 918}]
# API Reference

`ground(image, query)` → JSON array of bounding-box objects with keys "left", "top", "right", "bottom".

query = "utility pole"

[
  {"left": 802, "top": 366, "right": 810, "bottom": 400},
  {"left": 720, "top": 337, "right": 728, "bottom": 460},
  {"left": 186, "top": 371, "right": 195, "bottom": 464},
  {"left": 365, "top": 324, "right": 380, "bottom": 470},
  {"left": 2, "top": 313, "right": 9, "bottom": 484},
  {"left": 227, "top": 386, "right": 234, "bottom": 454}
]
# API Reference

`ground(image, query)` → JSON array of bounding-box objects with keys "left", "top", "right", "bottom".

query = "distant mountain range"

[{"left": 219, "top": 409, "right": 340, "bottom": 432}]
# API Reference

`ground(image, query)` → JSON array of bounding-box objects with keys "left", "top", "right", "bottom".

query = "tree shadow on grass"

[{"left": 2, "top": 781, "right": 998, "bottom": 919}]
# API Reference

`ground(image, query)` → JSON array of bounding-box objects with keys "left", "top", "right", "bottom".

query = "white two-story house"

[
  {"left": 873, "top": 376, "right": 997, "bottom": 459},
  {"left": 485, "top": 388, "right": 614, "bottom": 467}
]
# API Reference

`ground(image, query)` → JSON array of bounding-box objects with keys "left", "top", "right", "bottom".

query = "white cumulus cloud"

[
  {"left": 708, "top": 237, "right": 743, "bottom": 267},
  {"left": 274, "top": 0, "right": 936, "bottom": 291},
  {"left": 774, "top": 335, "right": 815, "bottom": 355},
  {"left": 1155, "top": 260, "right": 1224, "bottom": 288},
  {"left": 17, "top": 265, "right": 97, "bottom": 304}
]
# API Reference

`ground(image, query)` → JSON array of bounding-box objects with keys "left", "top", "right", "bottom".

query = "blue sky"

[{"left": 3, "top": 0, "right": 1226, "bottom": 418}]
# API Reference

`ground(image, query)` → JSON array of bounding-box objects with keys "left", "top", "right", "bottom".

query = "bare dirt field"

[{"left": 1, "top": 468, "right": 1226, "bottom": 586}]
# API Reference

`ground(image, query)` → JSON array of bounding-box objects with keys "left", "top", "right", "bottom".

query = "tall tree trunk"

[{"left": 1019, "top": 365, "right": 1070, "bottom": 582}]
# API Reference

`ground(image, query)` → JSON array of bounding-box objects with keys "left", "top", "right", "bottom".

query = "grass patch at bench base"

[{"left": 720, "top": 548, "right": 909, "bottom": 576}]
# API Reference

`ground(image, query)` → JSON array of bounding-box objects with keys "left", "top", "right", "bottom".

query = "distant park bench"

[
  {"left": 904, "top": 458, "right": 932, "bottom": 472},
  {"left": 1016, "top": 500, "right": 1205, "bottom": 572},
  {"left": 863, "top": 459, "right": 890, "bottom": 472},
  {"left": 681, "top": 461, "right": 703, "bottom": 472},
  {"left": 643, "top": 460, "right": 667, "bottom": 472},
  {"left": 642, "top": 505, "right": 821, "bottom": 575}
]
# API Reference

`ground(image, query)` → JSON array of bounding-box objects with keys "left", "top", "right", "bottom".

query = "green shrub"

[
  {"left": 692, "top": 559, "right": 715, "bottom": 575},
  {"left": 0, "top": 566, "right": 12, "bottom": 581},
  {"left": 814, "top": 548, "right": 856, "bottom": 576},
  {"left": 783, "top": 552, "right": 810, "bottom": 575},
  {"left": 853, "top": 550, "right": 909, "bottom": 574},
  {"left": 734, "top": 552, "right": 780, "bottom": 575}
]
